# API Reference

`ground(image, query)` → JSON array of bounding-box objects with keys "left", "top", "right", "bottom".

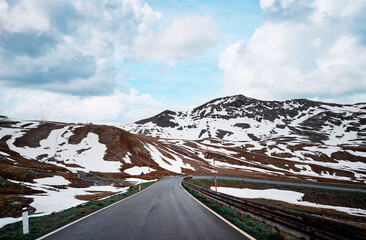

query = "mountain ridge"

[
  {"left": 123, "top": 94, "right": 366, "bottom": 146},
  {"left": 136, "top": 94, "right": 365, "bottom": 125}
]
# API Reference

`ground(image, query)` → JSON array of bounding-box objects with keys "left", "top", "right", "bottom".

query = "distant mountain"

[{"left": 123, "top": 94, "right": 366, "bottom": 146}]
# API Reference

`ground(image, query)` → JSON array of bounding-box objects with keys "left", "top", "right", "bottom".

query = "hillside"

[
  {"left": 122, "top": 94, "right": 366, "bottom": 185},
  {"left": 1, "top": 94, "right": 366, "bottom": 226}
]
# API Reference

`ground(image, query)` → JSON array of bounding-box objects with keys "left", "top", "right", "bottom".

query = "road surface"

[
  {"left": 43, "top": 177, "right": 248, "bottom": 240},
  {"left": 193, "top": 175, "right": 366, "bottom": 192}
]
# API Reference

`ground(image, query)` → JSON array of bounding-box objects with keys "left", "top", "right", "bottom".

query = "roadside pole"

[{"left": 22, "top": 204, "right": 29, "bottom": 234}]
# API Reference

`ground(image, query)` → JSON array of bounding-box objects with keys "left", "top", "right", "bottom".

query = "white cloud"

[
  {"left": 0, "top": 0, "right": 50, "bottom": 32},
  {"left": 0, "top": 88, "right": 164, "bottom": 124},
  {"left": 311, "top": 0, "right": 366, "bottom": 19},
  {"left": 0, "top": 0, "right": 162, "bottom": 96},
  {"left": 219, "top": 0, "right": 366, "bottom": 102},
  {"left": 131, "top": 14, "right": 218, "bottom": 61},
  {"left": 260, "top": 0, "right": 276, "bottom": 9}
]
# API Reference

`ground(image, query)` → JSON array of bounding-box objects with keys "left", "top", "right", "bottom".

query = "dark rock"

[
  {"left": 216, "top": 130, "right": 234, "bottom": 139},
  {"left": 248, "top": 134, "right": 260, "bottom": 141},
  {"left": 198, "top": 129, "right": 207, "bottom": 138},
  {"left": 234, "top": 123, "right": 250, "bottom": 129}
]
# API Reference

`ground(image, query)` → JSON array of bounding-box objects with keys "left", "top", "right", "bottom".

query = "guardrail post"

[
  {"left": 22, "top": 203, "right": 29, "bottom": 234},
  {"left": 275, "top": 227, "right": 286, "bottom": 240}
]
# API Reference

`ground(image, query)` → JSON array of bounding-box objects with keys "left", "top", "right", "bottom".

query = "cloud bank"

[
  {"left": 0, "top": 0, "right": 219, "bottom": 122},
  {"left": 1, "top": 88, "right": 163, "bottom": 124},
  {"left": 219, "top": 0, "right": 366, "bottom": 102},
  {"left": 0, "top": 0, "right": 218, "bottom": 96}
]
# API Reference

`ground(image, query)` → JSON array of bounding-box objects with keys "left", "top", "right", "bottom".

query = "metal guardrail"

[{"left": 182, "top": 179, "right": 366, "bottom": 240}]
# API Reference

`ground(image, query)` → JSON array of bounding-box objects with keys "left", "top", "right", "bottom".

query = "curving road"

[{"left": 42, "top": 177, "right": 249, "bottom": 240}]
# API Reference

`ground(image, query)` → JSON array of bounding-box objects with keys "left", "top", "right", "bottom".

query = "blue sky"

[
  {"left": 123, "top": 0, "right": 261, "bottom": 107},
  {"left": 0, "top": 0, "right": 365, "bottom": 124}
]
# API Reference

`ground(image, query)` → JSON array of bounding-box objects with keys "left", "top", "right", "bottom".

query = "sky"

[{"left": 0, "top": 0, "right": 365, "bottom": 124}]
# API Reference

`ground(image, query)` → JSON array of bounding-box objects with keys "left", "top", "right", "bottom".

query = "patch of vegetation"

[
  {"left": 0, "top": 181, "right": 155, "bottom": 240},
  {"left": 182, "top": 183, "right": 295, "bottom": 240}
]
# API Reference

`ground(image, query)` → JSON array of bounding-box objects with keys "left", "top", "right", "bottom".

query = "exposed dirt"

[
  {"left": 0, "top": 195, "right": 36, "bottom": 218},
  {"left": 13, "top": 122, "right": 66, "bottom": 148},
  {"left": 332, "top": 151, "right": 366, "bottom": 163}
]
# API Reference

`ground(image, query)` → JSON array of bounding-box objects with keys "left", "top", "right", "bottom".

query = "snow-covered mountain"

[
  {"left": 121, "top": 95, "right": 366, "bottom": 186},
  {"left": 123, "top": 94, "right": 366, "bottom": 146}
]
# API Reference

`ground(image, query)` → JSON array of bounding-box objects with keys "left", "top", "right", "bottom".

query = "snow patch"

[
  {"left": 124, "top": 166, "right": 155, "bottom": 175},
  {"left": 33, "top": 176, "right": 70, "bottom": 186}
]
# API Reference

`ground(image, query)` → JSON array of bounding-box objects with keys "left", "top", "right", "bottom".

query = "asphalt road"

[
  {"left": 193, "top": 175, "right": 366, "bottom": 192},
  {"left": 43, "top": 177, "right": 248, "bottom": 240}
]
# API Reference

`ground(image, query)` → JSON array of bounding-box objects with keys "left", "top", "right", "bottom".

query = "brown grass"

[{"left": 75, "top": 191, "right": 115, "bottom": 201}]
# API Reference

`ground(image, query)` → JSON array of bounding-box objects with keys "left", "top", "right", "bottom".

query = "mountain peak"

[{"left": 135, "top": 110, "right": 178, "bottom": 128}]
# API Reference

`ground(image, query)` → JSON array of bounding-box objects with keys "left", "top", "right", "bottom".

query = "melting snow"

[
  {"left": 33, "top": 176, "right": 70, "bottom": 186},
  {"left": 124, "top": 178, "right": 157, "bottom": 184},
  {"left": 123, "top": 152, "right": 132, "bottom": 164},
  {"left": 124, "top": 166, "right": 155, "bottom": 175},
  {"left": 213, "top": 187, "right": 366, "bottom": 216},
  {"left": 145, "top": 144, "right": 192, "bottom": 173}
]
